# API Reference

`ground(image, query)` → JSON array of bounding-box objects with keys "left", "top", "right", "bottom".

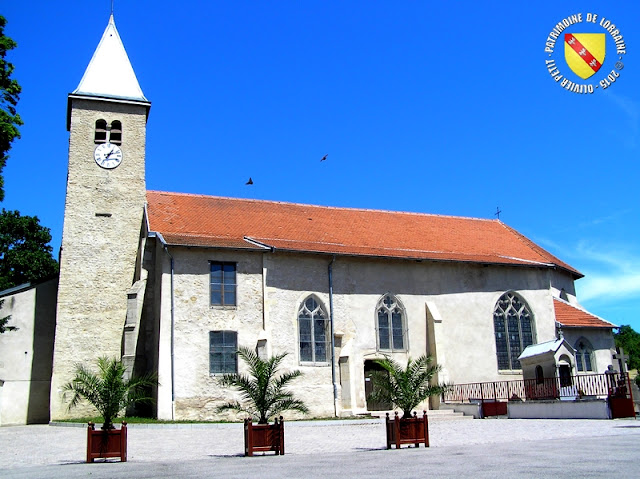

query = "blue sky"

[{"left": 3, "top": 2, "right": 639, "bottom": 331}]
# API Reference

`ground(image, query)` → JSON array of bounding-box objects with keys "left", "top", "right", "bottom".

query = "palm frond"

[
  {"left": 217, "top": 401, "right": 257, "bottom": 420},
  {"left": 63, "top": 356, "right": 157, "bottom": 428},
  {"left": 267, "top": 398, "right": 309, "bottom": 419},
  {"left": 369, "top": 355, "right": 445, "bottom": 418},
  {"left": 217, "top": 347, "right": 307, "bottom": 423}
]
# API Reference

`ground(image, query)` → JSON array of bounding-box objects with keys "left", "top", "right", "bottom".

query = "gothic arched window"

[
  {"left": 575, "top": 338, "right": 594, "bottom": 372},
  {"left": 376, "top": 294, "right": 406, "bottom": 351},
  {"left": 298, "top": 295, "right": 329, "bottom": 363},
  {"left": 493, "top": 292, "right": 535, "bottom": 370}
]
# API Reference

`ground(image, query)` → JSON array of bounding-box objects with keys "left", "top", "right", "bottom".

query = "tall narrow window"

[
  {"left": 209, "top": 331, "right": 237, "bottom": 374},
  {"left": 94, "top": 119, "right": 107, "bottom": 143},
  {"left": 376, "top": 294, "right": 406, "bottom": 351},
  {"left": 575, "top": 339, "right": 594, "bottom": 372},
  {"left": 110, "top": 120, "right": 122, "bottom": 145},
  {"left": 210, "top": 262, "right": 237, "bottom": 306},
  {"left": 298, "top": 295, "right": 329, "bottom": 363},
  {"left": 493, "top": 292, "right": 535, "bottom": 370}
]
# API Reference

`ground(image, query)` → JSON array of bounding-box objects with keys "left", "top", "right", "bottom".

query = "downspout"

[{"left": 328, "top": 255, "right": 338, "bottom": 417}]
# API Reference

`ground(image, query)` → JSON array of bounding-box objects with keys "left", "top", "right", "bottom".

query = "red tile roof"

[
  {"left": 554, "top": 298, "right": 616, "bottom": 328},
  {"left": 146, "top": 191, "right": 581, "bottom": 276}
]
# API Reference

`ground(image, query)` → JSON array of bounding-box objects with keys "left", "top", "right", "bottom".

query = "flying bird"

[
  {"left": 245, "top": 177, "right": 253, "bottom": 185},
  {"left": 320, "top": 154, "right": 328, "bottom": 162}
]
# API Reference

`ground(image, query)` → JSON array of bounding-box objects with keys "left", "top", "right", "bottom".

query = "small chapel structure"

[{"left": 0, "top": 16, "right": 619, "bottom": 425}]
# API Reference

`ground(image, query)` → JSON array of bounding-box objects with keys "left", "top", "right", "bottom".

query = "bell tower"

[{"left": 50, "top": 15, "right": 151, "bottom": 419}]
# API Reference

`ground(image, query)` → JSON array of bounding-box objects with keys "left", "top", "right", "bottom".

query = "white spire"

[{"left": 72, "top": 15, "right": 148, "bottom": 102}]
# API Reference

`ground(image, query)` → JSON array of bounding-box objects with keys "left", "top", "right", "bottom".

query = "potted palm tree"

[
  {"left": 217, "top": 347, "right": 308, "bottom": 456},
  {"left": 63, "top": 356, "right": 157, "bottom": 462},
  {"left": 367, "top": 355, "right": 445, "bottom": 449}
]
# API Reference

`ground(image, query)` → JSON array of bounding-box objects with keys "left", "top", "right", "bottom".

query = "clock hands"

[{"left": 94, "top": 143, "right": 122, "bottom": 169}]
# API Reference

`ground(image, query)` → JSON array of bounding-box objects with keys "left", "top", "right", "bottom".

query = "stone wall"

[
  {"left": 50, "top": 98, "right": 147, "bottom": 420},
  {"left": 150, "top": 244, "right": 574, "bottom": 420},
  {"left": 508, "top": 399, "right": 610, "bottom": 419},
  {"left": 0, "top": 278, "right": 58, "bottom": 425}
]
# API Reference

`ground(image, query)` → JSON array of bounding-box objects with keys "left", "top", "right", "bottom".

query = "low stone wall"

[{"left": 507, "top": 399, "right": 610, "bottom": 419}]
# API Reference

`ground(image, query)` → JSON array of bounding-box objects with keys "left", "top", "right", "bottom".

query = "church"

[{"left": 0, "top": 16, "right": 618, "bottom": 425}]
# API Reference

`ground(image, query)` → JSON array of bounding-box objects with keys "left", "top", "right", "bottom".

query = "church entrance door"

[{"left": 364, "top": 360, "right": 392, "bottom": 411}]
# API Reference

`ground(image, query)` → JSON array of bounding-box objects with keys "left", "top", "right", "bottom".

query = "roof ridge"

[
  {"left": 146, "top": 190, "right": 499, "bottom": 223},
  {"left": 498, "top": 222, "right": 582, "bottom": 278}
]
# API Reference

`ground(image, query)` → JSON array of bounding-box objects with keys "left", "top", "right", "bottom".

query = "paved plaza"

[{"left": 0, "top": 416, "right": 638, "bottom": 478}]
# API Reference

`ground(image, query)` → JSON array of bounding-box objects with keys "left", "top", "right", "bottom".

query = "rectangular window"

[
  {"left": 507, "top": 313, "right": 522, "bottom": 369},
  {"left": 584, "top": 353, "right": 592, "bottom": 371},
  {"left": 314, "top": 318, "right": 327, "bottom": 361},
  {"left": 210, "top": 262, "right": 237, "bottom": 306},
  {"left": 377, "top": 312, "right": 390, "bottom": 350},
  {"left": 391, "top": 311, "right": 404, "bottom": 349},
  {"left": 209, "top": 331, "right": 237, "bottom": 374},
  {"left": 494, "top": 313, "right": 509, "bottom": 370},
  {"left": 299, "top": 315, "right": 313, "bottom": 362}
]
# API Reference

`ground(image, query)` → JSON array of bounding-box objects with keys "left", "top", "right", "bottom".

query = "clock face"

[{"left": 94, "top": 143, "right": 123, "bottom": 169}]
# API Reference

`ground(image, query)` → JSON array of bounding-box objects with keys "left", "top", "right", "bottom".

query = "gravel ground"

[{"left": 0, "top": 416, "right": 638, "bottom": 468}]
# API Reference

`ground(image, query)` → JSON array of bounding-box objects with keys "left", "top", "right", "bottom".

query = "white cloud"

[
  {"left": 577, "top": 273, "right": 640, "bottom": 302},
  {"left": 574, "top": 241, "right": 636, "bottom": 270},
  {"left": 570, "top": 242, "right": 640, "bottom": 303},
  {"left": 538, "top": 236, "right": 640, "bottom": 304}
]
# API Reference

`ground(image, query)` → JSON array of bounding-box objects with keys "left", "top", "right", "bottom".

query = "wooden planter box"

[
  {"left": 481, "top": 400, "right": 507, "bottom": 417},
  {"left": 385, "top": 411, "right": 429, "bottom": 449},
  {"left": 86, "top": 422, "right": 127, "bottom": 463},
  {"left": 609, "top": 396, "right": 635, "bottom": 419},
  {"left": 244, "top": 417, "right": 284, "bottom": 456}
]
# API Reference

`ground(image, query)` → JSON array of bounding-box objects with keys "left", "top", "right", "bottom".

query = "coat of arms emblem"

[{"left": 564, "top": 33, "right": 606, "bottom": 79}]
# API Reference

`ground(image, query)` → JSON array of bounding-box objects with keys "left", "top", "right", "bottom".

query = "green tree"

[
  {"left": 367, "top": 355, "right": 446, "bottom": 419},
  {"left": 0, "top": 15, "right": 23, "bottom": 202},
  {"left": 63, "top": 357, "right": 157, "bottom": 430},
  {"left": 614, "top": 325, "right": 640, "bottom": 372},
  {"left": 0, "top": 209, "right": 58, "bottom": 291},
  {"left": 217, "top": 347, "right": 308, "bottom": 424}
]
